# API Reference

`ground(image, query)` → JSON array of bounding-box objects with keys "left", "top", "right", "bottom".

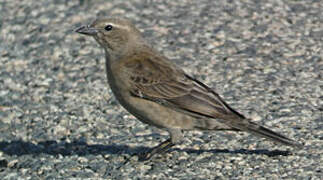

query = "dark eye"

[{"left": 104, "top": 25, "right": 113, "bottom": 31}]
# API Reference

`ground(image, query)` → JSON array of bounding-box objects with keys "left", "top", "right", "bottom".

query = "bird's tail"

[{"left": 230, "top": 118, "right": 303, "bottom": 148}]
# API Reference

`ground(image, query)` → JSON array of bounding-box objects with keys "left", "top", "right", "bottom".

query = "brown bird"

[{"left": 75, "top": 18, "right": 302, "bottom": 161}]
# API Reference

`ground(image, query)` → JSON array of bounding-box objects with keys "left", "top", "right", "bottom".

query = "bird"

[{"left": 75, "top": 17, "right": 302, "bottom": 161}]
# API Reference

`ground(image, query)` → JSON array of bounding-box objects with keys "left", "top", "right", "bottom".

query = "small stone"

[{"left": 8, "top": 159, "right": 18, "bottom": 168}]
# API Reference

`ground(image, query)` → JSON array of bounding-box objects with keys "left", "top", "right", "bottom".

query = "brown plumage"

[{"left": 75, "top": 18, "right": 302, "bottom": 160}]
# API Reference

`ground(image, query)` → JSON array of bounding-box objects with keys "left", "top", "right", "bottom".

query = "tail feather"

[
  {"left": 246, "top": 122, "right": 302, "bottom": 148},
  {"left": 230, "top": 119, "right": 303, "bottom": 148}
]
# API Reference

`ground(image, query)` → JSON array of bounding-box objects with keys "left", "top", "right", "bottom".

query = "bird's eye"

[{"left": 104, "top": 25, "right": 113, "bottom": 31}]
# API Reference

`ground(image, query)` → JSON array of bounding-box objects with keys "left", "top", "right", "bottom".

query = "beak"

[{"left": 74, "top": 25, "right": 97, "bottom": 36}]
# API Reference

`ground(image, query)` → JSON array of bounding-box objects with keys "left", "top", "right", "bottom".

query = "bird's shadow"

[{"left": 0, "top": 139, "right": 292, "bottom": 157}]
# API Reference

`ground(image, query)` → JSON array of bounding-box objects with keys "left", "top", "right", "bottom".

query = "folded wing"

[{"left": 122, "top": 52, "right": 244, "bottom": 121}]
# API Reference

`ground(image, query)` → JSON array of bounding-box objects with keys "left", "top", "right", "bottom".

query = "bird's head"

[{"left": 75, "top": 18, "right": 143, "bottom": 57}]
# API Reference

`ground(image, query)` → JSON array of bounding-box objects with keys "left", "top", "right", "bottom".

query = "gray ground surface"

[{"left": 0, "top": 0, "right": 322, "bottom": 179}]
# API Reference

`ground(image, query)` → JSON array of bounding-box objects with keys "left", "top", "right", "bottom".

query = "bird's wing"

[{"left": 122, "top": 52, "right": 245, "bottom": 120}]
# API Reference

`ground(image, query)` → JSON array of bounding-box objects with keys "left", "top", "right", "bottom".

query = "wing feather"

[{"left": 122, "top": 52, "right": 243, "bottom": 120}]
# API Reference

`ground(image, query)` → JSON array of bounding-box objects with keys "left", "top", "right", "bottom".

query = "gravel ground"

[{"left": 0, "top": 0, "right": 322, "bottom": 179}]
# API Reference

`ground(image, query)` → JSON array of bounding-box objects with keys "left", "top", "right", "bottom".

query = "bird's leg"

[
  {"left": 138, "top": 138, "right": 175, "bottom": 161},
  {"left": 137, "top": 129, "right": 182, "bottom": 161}
]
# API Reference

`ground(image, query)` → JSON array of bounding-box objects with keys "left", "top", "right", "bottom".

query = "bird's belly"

[{"left": 113, "top": 90, "right": 196, "bottom": 129}]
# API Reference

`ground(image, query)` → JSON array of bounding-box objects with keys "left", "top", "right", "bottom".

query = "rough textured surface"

[{"left": 0, "top": 0, "right": 322, "bottom": 179}]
